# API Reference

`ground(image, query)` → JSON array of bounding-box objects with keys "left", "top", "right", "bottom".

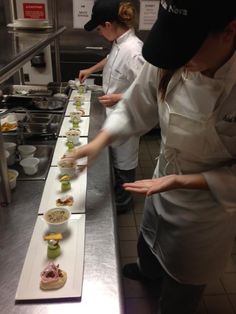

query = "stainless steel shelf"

[{"left": 0, "top": 26, "right": 66, "bottom": 84}]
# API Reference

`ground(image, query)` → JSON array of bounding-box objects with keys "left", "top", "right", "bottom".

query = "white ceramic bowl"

[
  {"left": 58, "top": 159, "right": 77, "bottom": 177},
  {"left": 18, "top": 145, "right": 36, "bottom": 159},
  {"left": 66, "top": 129, "right": 80, "bottom": 145},
  {"left": 43, "top": 207, "right": 71, "bottom": 233},
  {"left": 20, "top": 157, "right": 40, "bottom": 175},
  {"left": 8, "top": 169, "right": 19, "bottom": 189}
]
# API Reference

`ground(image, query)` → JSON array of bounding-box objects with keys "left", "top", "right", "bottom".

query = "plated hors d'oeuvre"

[
  {"left": 47, "top": 239, "right": 61, "bottom": 259},
  {"left": 43, "top": 233, "right": 63, "bottom": 241},
  {"left": 65, "top": 129, "right": 80, "bottom": 145},
  {"left": 59, "top": 175, "right": 72, "bottom": 192},
  {"left": 40, "top": 262, "right": 67, "bottom": 290},
  {"left": 56, "top": 195, "right": 74, "bottom": 207},
  {"left": 43, "top": 207, "right": 71, "bottom": 233}
]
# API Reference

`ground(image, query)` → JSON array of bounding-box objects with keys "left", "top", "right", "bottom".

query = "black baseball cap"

[
  {"left": 142, "top": 0, "right": 236, "bottom": 69},
  {"left": 84, "top": 0, "right": 120, "bottom": 31}
]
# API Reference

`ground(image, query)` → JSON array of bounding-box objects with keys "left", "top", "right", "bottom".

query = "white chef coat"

[
  {"left": 103, "top": 51, "right": 236, "bottom": 284},
  {"left": 102, "top": 29, "right": 144, "bottom": 170}
]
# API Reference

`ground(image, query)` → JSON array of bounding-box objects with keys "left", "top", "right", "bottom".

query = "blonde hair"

[{"left": 117, "top": 1, "right": 136, "bottom": 28}]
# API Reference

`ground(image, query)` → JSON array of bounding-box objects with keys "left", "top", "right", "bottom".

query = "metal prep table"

[{"left": 0, "top": 92, "right": 124, "bottom": 314}]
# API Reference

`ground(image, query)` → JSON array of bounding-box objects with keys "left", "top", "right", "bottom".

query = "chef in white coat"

[
  {"left": 79, "top": 0, "right": 144, "bottom": 214},
  {"left": 64, "top": 0, "right": 236, "bottom": 312}
]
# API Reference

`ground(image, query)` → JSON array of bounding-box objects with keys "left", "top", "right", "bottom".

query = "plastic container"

[
  {"left": 69, "top": 111, "right": 82, "bottom": 122},
  {"left": 65, "top": 129, "right": 80, "bottom": 145},
  {"left": 8, "top": 169, "right": 19, "bottom": 189},
  {"left": 20, "top": 157, "right": 40, "bottom": 175},
  {"left": 58, "top": 159, "right": 77, "bottom": 177},
  {"left": 18, "top": 145, "right": 36, "bottom": 159},
  {"left": 4, "top": 142, "right": 16, "bottom": 155},
  {"left": 4, "top": 142, "right": 16, "bottom": 166},
  {"left": 43, "top": 207, "right": 71, "bottom": 233}
]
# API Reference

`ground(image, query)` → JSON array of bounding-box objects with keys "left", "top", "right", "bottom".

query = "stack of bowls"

[
  {"left": 4, "top": 142, "right": 16, "bottom": 166},
  {"left": 18, "top": 145, "right": 39, "bottom": 176}
]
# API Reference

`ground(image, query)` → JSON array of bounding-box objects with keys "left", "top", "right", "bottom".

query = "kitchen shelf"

[{"left": 0, "top": 26, "right": 66, "bottom": 84}]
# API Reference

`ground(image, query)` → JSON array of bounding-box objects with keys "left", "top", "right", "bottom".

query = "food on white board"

[{"left": 40, "top": 262, "right": 67, "bottom": 290}]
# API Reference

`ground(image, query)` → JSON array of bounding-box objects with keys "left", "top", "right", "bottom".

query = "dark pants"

[
  {"left": 114, "top": 167, "right": 135, "bottom": 211},
  {"left": 137, "top": 233, "right": 206, "bottom": 314}
]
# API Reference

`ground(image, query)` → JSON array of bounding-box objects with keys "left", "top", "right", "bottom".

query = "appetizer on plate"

[
  {"left": 47, "top": 239, "right": 61, "bottom": 259},
  {"left": 56, "top": 195, "right": 74, "bottom": 207},
  {"left": 43, "top": 233, "right": 63, "bottom": 241},
  {"left": 60, "top": 175, "right": 71, "bottom": 192},
  {"left": 58, "top": 160, "right": 77, "bottom": 177},
  {"left": 43, "top": 207, "right": 71, "bottom": 233},
  {"left": 40, "top": 262, "right": 67, "bottom": 290},
  {"left": 65, "top": 129, "right": 80, "bottom": 145}
]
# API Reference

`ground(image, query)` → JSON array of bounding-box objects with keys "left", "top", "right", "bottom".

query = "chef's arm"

[
  {"left": 79, "top": 57, "right": 107, "bottom": 83},
  {"left": 62, "top": 129, "right": 114, "bottom": 165}
]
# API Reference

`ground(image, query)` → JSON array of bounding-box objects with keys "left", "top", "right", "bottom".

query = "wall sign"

[
  {"left": 139, "top": 0, "right": 159, "bottom": 30},
  {"left": 73, "top": 0, "right": 94, "bottom": 29},
  {"left": 23, "top": 3, "right": 46, "bottom": 19}
]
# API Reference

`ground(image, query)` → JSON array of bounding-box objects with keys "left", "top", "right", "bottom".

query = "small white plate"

[
  {"left": 15, "top": 214, "right": 85, "bottom": 300},
  {"left": 38, "top": 166, "right": 87, "bottom": 214},
  {"left": 70, "top": 90, "right": 91, "bottom": 102},
  {"left": 65, "top": 100, "right": 91, "bottom": 116},
  {"left": 59, "top": 117, "right": 89, "bottom": 138},
  {"left": 51, "top": 137, "right": 88, "bottom": 166}
]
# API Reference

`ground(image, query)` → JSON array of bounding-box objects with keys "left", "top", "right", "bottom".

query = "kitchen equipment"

[{"left": 33, "top": 97, "right": 66, "bottom": 110}]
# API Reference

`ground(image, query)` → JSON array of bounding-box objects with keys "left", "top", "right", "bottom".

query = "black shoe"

[
  {"left": 123, "top": 263, "right": 149, "bottom": 282},
  {"left": 116, "top": 199, "right": 134, "bottom": 215},
  {"left": 116, "top": 205, "right": 132, "bottom": 215},
  {"left": 123, "top": 263, "right": 163, "bottom": 298}
]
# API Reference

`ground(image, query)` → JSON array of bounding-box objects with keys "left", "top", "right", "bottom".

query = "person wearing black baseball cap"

[
  {"left": 63, "top": 0, "right": 236, "bottom": 312},
  {"left": 78, "top": 0, "right": 145, "bottom": 215},
  {"left": 142, "top": 0, "right": 236, "bottom": 70}
]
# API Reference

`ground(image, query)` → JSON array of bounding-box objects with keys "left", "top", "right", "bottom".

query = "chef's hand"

[
  {"left": 98, "top": 93, "right": 122, "bottom": 107},
  {"left": 79, "top": 69, "right": 92, "bottom": 83},
  {"left": 123, "top": 174, "right": 208, "bottom": 196},
  {"left": 61, "top": 130, "right": 113, "bottom": 170},
  {"left": 61, "top": 143, "right": 98, "bottom": 171}
]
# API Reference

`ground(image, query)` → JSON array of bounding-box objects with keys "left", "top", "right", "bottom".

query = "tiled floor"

[{"left": 117, "top": 132, "right": 236, "bottom": 314}]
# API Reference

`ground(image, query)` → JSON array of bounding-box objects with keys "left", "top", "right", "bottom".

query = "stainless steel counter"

[{"left": 0, "top": 92, "right": 124, "bottom": 314}]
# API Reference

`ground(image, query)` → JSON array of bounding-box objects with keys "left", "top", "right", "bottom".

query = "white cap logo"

[{"left": 161, "top": 0, "right": 188, "bottom": 16}]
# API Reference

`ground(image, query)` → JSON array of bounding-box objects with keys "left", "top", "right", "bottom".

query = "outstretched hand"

[
  {"left": 123, "top": 175, "right": 179, "bottom": 196},
  {"left": 123, "top": 174, "right": 208, "bottom": 196}
]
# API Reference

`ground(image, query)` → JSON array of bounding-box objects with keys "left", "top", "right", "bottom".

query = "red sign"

[{"left": 23, "top": 3, "right": 46, "bottom": 19}]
